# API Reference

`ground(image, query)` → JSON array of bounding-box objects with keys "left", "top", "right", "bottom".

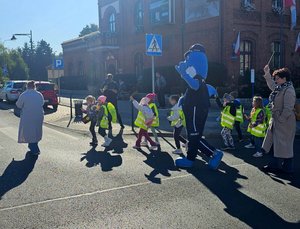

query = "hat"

[
  {"left": 223, "top": 93, "right": 234, "bottom": 102},
  {"left": 146, "top": 93, "right": 156, "bottom": 101},
  {"left": 97, "top": 95, "right": 107, "bottom": 103}
]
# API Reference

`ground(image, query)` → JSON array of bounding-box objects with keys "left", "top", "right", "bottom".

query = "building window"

[
  {"left": 241, "top": 0, "right": 255, "bottom": 11},
  {"left": 271, "top": 41, "right": 284, "bottom": 69},
  {"left": 149, "top": 0, "right": 174, "bottom": 25},
  {"left": 240, "top": 40, "right": 253, "bottom": 76},
  {"left": 135, "top": 0, "right": 144, "bottom": 31},
  {"left": 272, "top": 0, "right": 284, "bottom": 14},
  {"left": 109, "top": 13, "right": 116, "bottom": 33}
]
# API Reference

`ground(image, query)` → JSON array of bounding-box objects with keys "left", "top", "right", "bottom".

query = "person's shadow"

[
  {"left": 187, "top": 160, "right": 300, "bottom": 228},
  {"left": 106, "top": 129, "right": 128, "bottom": 154},
  {"left": 0, "top": 152, "right": 38, "bottom": 200},
  {"left": 137, "top": 149, "right": 179, "bottom": 184},
  {"left": 80, "top": 148, "right": 122, "bottom": 172}
]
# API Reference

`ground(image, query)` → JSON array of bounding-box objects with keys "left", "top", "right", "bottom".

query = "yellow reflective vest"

[
  {"left": 221, "top": 106, "right": 235, "bottom": 129},
  {"left": 235, "top": 105, "right": 244, "bottom": 123},
  {"left": 170, "top": 109, "right": 186, "bottom": 127},
  {"left": 149, "top": 103, "right": 159, "bottom": 127},
  {"left": 99, "top": 105, "right": 109, "bottom": 129},
  {"left": 247, "top": 108, "right": 267, "bottom": 138},
  {"left": 134, "top": 111, "right": 148, "bottom": 130},
  {"left": 264, "top": 106, "right": 272, "bottom": 126},
  {"left": 107, "top": 102, "right": 117, "bottom": 123}
]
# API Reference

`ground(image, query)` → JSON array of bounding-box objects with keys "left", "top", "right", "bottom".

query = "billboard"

[{"left": 185, "top": 0, "right": 220, "bottom": 23}]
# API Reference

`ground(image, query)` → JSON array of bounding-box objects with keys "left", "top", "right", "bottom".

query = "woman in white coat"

[{"left": 16, "top": 81, "right": 44, "bottom": 155}]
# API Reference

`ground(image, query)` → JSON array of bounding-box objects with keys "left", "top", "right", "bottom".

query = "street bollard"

[{"left": 74, "top": 100, "right": 83, "bottom": 118}]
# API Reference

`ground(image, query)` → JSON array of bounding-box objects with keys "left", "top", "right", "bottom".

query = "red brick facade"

[{"left": 62, "top": 0, "right": 300, "bottom": 91}]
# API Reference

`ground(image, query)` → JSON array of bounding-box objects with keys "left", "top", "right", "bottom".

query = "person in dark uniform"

[
  {"left": 101, "top": 73, "right": 124, "bottom": 129},
  {"left": 174, "top": 44, "right": 224, "bottom": 169}
]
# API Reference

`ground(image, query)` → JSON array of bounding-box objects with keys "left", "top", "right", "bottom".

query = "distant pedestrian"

[
  {"left": 230, "top": 92, "right": 244, "bottom": 142},
  {"left": 167, "top": 95, "right": 187, "bottom": 155},
  {"left": 130, "top": 96, "right": 158, "bottom": 150},
  {"left": 261, "top": 65, "right": 296, "bottom": 174},
  {"left": 244, "top": 96, "right": 266, "bottom": 158},
  {"left": 82, "top": 95, "right": 98, "bottom": 146},
  {"left": 101, "top": 73, "right": 124, "bottom": 129},
  {"left": 16, "top": 81, "right": 44, "bottom": 155},
  {"left": 155, "top": 72, "right": 167, "bottom": 108}
]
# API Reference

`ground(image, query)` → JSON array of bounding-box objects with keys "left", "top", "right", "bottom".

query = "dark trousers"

[
  {"left": 184, "top": 107, "right": 215, "bottom": 161},
  {"left": 28, "top": 143, "right": 40, "bottom": 153},
  {"left": 98, "top": 127, "right": 107, "bottom": 138},
  {"left": 136, "top": 129, "right": 156, "bottom": 147},
  {"left": 174, "top": 126, "right": 187, "bottom": 149},
  {"left": 89, "top": 120, "right": 97, "bottom": 142},
  {"left": 268, "top": 147, "right": 294, "bottom": 172},
  {"left": 157, "top": 89, "right": 165, "bottom": 108},
  {"left": 234, "top": 121, "right": 243, "bottom": 140}
]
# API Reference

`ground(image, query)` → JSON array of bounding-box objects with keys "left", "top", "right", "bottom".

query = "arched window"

[
  {"left": 239, "top": 40, "right": 253, "bottom": 76},
  {"left": 271, "top": 41, "right": 284, "bottom": 69},
  {"left": 135, "top": 0, "right": 144, "bottom": 30},
  {"left": 109, "top": 13, "right": 116, "bottom": 33}
]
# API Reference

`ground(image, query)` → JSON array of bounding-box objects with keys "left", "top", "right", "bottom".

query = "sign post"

[
  {"left": 251, "top": 69, "right": 255, "bottom": 98},
  {"left": 146, "top": 34, "right": 162, "bottom": 93}
]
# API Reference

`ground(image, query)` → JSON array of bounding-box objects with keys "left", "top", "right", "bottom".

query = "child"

[
  {"left": 130, "top": 96, "right": 158, "bottom": 150},
  {"left": 230, "top": 92, "right": 244, "bottom": 142},
  {"left": 97, "top": 95, "right": 113, "bottom": 147},
  {"left": 82, "top": 95, "right": 98, "bottom": 146},
  {"left": 244, "top": 96, "right": 266, "bottom": 157},
  {"left": 220, "top": 93, "right": 236, "bottom": 150},
  {"left": 141, "top": 93, "right": 160, "bottom": 147},
  {"left": 167, "top": 95, "right": 187, "bottom": 155}
]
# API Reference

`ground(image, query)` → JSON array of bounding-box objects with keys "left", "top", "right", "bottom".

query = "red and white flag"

[
  {"left": 284, "top": 0, "right": 297, "bottom": 30},
  {"left": 295, "top": 32, "right": 300, "bottom": 53},
  {"left": 234, "top": 32, "right": 240, "bottom": 56}
]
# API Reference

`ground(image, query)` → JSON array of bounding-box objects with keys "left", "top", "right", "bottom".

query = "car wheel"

[{"left": 53, "top": 104, "right": 58, "bottom": 111}]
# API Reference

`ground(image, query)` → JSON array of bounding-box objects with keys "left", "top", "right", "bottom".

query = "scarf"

[{"left": 269, "top": 81, "right": 293, "bottom": 106}]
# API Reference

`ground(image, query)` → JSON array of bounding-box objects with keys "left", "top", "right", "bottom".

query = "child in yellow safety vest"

[
  {"left": 167, "top": 95, "right": 187, "bottom": 155},
  {"left": 220, "top": 93, "right": 236, "bottom": 150},
  {"left": 130, "top": 96, "right": 158, "bottom": 150},
  {"left": 244, "top": 96, "right": 266, "bottom": 157},
  {"left": 97, "top": 95, "right": 117, "bottom": 147},
  {"left": 141, "top": 93, "right": 160, "bottom": 147}
]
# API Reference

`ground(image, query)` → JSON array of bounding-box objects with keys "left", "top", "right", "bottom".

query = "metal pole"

[{"left": 152, "top": 56, "right": 155, "bottom": 93}]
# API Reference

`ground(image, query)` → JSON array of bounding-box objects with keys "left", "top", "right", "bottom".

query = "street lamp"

[{"left": 10, "top": 30, "right": 33, "bottom": 52}]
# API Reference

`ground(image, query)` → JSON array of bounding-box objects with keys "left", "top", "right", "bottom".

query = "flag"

[
  {"left": 295, "top": 32, "right": 300, "bottom": 53},
  {"left": 285, "top": 0, "right": 297, "bottom": 30},
  {"left": 234, "top": 32, "right": 240, "bottom": 56}
]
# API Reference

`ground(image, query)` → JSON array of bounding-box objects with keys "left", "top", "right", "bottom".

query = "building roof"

[{"left": 61, "top": 31, "right": 100, "bottom": 46}]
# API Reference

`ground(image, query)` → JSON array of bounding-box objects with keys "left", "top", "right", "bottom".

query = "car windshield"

[
  {"left": 13, "top": 82, "right": 26, "bottom": 89},
  {"left": 36, "top": 83, "right": 54, "bottom": 91}
]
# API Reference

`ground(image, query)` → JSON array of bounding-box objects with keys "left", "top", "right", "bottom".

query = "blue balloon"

[{"left": 206, "top": 84, "right": 217, "bottom": 97}]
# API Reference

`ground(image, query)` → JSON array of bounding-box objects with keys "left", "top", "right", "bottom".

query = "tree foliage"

[{"left": 79, "top": 23, "right": 99, "bottom": 37}]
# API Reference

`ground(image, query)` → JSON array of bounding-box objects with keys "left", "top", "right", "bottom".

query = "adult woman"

[
  {"left": 16, "top": 81, "right": 44, "bottom": 155},
  {"left": 262, "top": 65, "right": 296, "bottom": 173}
]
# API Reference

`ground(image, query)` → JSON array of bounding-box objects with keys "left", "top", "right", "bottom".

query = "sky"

[{"left": 0, "top": 0, "right": 98, "bottom": 53}]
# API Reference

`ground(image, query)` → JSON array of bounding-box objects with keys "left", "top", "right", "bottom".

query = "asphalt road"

[{"left": 0, "top": 103, "right": 300, "bottom": 229}]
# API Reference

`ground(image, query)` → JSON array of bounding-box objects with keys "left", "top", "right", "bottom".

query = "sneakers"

[
  {"left": 208, "top": 150, "right": 224, "bottom": 170},
  {"left": 149, "top": 145, "right": 158, "bottom": 151},
  {"left": 101, "top": 137, "right": 112, "bottom": 147},
  {"left": 175, "top": 157, "right": 194, "bottom": 168},
  {"left": 244, "top": 143, "right": 255, "bottom": 149},
  {"left": 140, "top": 141, "right": 148, "bottom": 147},
  {"left": 172, "top": 149, "right": 183, "bottom": 155},
  {"left": 221, "top": 145, "right": 235, "bottom": 151},
  {"left": 253, "top": 152, "right": 263, "bottom": 157}
]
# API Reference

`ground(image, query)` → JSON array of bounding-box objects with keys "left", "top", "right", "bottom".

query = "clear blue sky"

[{"left": 0, "top": 0, "right": 98, "bottom": 53}]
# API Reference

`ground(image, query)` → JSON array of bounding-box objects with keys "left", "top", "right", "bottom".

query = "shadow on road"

[
  {"left": 0, "top": 152, "right": 38, "bottom": 200},
  {"left": 187, "top": 161, "right": 300, "bottom": 228},
  {"left": 80, "top": 148, "right": 122, "bottom": 172},
  {"left": 106, "top": 129, "right": 128, "bottom": 154}
]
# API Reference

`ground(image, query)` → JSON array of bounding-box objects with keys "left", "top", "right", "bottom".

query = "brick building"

[{"left": 62, "top": 0, "right": 300, "bottom": 94}]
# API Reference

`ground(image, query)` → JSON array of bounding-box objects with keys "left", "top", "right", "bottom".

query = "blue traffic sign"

[
  {"left": 146, "top": 34, "right": 162, "bottom": 56},
  {"left": 54, "top": 58, "right": 64, "bottom": 69}
]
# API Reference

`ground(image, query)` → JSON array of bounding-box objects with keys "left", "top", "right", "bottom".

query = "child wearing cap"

[
  {"left": 141, "top": 93, "right": 160, "bottom": 147},
  {"left": 97, "top": 95, "right": 113, "bottom": 147},
  {"left": 130, "top": 95, "right": 158, "bottom": 150},
  {"left": 220, "top": 93, "right": 236, "bottom": 150}
]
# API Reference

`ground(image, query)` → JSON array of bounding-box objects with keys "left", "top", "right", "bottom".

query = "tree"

[
  {"left": 7, "top": 50, "right": 29, "bottom": 80},
  {"left": 79, "top": 23, "right": 99, "bottom": 37}
]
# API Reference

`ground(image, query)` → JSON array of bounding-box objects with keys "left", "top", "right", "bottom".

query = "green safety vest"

[
  {"left": 235, "top": 105, "right": 244, "bottom": 123},
  {"left": 264, "top": 106, "right": 272, "bottom": 126},
  {"left": 247, "top": 108, "right": 267, "bottom": 138},
  {"left": 99, "top": 105, "right": 109, "bottom": 129},
  {"left": 134, "top": 111, "right": 148, "bottom": 130},
  {"left": 221, "top": 106, "right": 235, "bottom": 129},
  {"left": 149, "top": 103, "right": 159, "bottom": 127},
  {"left": 170, "top": 109, "right": 186, "bottom": 127},
  {"left": 107, "top": 102, "right": 117, "bottom": 123}
]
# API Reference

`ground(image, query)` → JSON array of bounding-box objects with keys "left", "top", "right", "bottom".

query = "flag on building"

[
  {"left": 284, "top": 0, "right": 297, "bottom": 30},
  {"left": 234, "top": 32, "right": 240, "bottom": 56},
  {"left": 295, "top": 32, "right": 300, "bottom": 53}
]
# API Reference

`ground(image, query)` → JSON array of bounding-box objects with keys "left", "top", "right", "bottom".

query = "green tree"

[
  {"left": 79, "top": 23, "right": 99, "bottom": 37},
  {"left": 7, "top": 50, "right": 29, "bottom": 80}
]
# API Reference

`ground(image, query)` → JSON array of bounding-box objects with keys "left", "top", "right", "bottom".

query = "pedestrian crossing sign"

[{"left": 146, "top": 34, "right": 162, "bottom": 56}]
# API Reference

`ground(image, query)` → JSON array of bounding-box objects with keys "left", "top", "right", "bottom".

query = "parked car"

[
  {"left": 0, "top": 80, "right": 28, "bottom": 103},
  {"left": 35, "top": 81, "right": 58, "bottom": 111}
]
